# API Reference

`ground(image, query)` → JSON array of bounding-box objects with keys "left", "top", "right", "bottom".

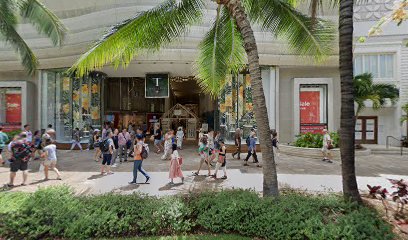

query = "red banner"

[
  {"left": 300, "top": 91, "right": 320, "bottom": 124},
  {"left": 6, "top": 93, "right": 21, "bottom": 124}
]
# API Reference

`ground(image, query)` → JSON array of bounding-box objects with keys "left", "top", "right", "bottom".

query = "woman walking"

[
  {"left": 161, "top": 130, "right": 173, "bottom": 160},
  {"left": 211, "top": 139, "right": 227, "bottom": 179},
  {"left": 232, "top": 128, "right": 241, "bottom": 159},
  {"left": 41, "top": 139, "right": 62, "bottom": 180},
  {"left": 153, "top": 125, "right": 163, "bottom": 153},
  {"left": 193, "top": 135, "right": 211, "bottom": 176},
  {"left": 129, "top": 134, "right": 150, "bottom": 184},
  {"left": 169, "top": 144, "right": 184, "bottom": 184},
  {"left": 111, "top": 129, "right": 119, "bottom": 167}
]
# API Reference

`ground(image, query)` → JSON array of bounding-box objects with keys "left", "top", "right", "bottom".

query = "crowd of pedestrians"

[{"left": 0, "top": 120, "right": 313, "bottom": 188}]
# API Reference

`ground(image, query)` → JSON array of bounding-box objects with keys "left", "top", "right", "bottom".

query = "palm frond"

[
  {"left": 354, "top": 73, "right": 399, "bottom": 113},
  {"left": 194, "top": 6, "right": 246, "bottom": 95},
  {"left": 243, "top": 0, "right": 336, "bottom": 61},
  {"left": 0, "top": 0, "right": 38, "bottom": 74},
  {"left": 70, "top": 0, "right": 205, "bottom": 76},
  {"left": 18, "top": 0, "right": 66, "bottom": 46}
]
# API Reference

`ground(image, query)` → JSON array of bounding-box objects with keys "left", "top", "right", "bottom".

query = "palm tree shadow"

[
  {"left": 87, "top": 174, "right": 104, "bottom": 180},
  {"left": 192, "top": 175, "right": 207, "bottom": 182},
  {"left": 114, "top": 184, "right": 140, "bottom": 192},
  {"left": 159, "top": 182, "right": 184, "bottom": 191}
]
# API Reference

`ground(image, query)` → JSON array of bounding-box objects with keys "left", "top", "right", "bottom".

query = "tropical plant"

[
  {"left": 0, "top": 0, "right": 66, "bottom": 74},
  {"left": 400, "top": 103, "right": 408, "bottom": 125},
  {"left": 354, "top": 73, "right": 399, "bottom": 118},
  {"left": 69, "top": 0, "right": 336, "bottom": 196},
  {"left": 294, "top": 132, "right": 339, "bottom": 148}
]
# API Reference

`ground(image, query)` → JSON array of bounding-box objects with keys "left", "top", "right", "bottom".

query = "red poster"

[
  {"left": 300, "top": 91, "right": 320, "bottom": 124},
  {"left": 6, "top": 93, "right": 21, "bottom": 124}
]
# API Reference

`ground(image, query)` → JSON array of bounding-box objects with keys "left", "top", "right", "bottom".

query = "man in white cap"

[{"left": 321, "top": 129, "right": 333, "bottom": 163}]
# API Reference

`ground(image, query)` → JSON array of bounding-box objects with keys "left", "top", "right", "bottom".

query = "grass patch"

[{"left": 0, "top": 186, "right": 394, "bottom": 240}]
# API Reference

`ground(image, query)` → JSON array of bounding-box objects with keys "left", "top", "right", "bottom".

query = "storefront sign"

[
  {"left": 145, "top": 74, "right": 169, "bottom": 98},
  {"left": 300, "top": 124, "right": 327, "bottom": 134}
]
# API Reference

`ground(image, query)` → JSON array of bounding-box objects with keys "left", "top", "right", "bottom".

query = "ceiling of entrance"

[{"left": 170, "top": 79, "right": 201, "bottom": 104}]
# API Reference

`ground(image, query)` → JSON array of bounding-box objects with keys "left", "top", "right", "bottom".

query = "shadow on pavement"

[
  {"left": 159, "top": 182, "right": 184, "bottom": 191},
  {"left": 88, "top": 174, "right": 104, "bottom": 180}
]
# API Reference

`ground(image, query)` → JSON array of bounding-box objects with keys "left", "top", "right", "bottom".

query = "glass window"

[
  {"left": 354, "top": 54, "right": 394, "bottom": 79},
  {"left": 0, "top": 87, "right": 22, "bottom": 131}
]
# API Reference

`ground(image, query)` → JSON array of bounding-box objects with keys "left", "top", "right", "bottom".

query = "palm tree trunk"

[
  {"left": 222, "top": 0, "right": 279, "bottom": 197},
  {"left": 339, "top": 0, "right": 362, "bottom": 203}
]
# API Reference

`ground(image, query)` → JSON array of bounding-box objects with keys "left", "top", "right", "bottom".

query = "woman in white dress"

[{"left": 176, "top": 127, "right": 184, "bottom": 149}]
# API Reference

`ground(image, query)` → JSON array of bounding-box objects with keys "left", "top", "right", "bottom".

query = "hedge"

[{"left": 0, "top": 186, "right": 394, "bottom": 240}]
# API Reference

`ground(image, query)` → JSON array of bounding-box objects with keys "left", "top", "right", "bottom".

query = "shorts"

[
  {"left": 321, "top": 146, "right": 330, "bottom": 153},
  {"left": 154, "top": 139, "right": 162, "bottom": 145},
  {"left": 43, "top": 159, "right": 57, "bottom": 166},
  {"left": 10, "top": 160, "right": 28, "bottom": 172},
  {"left": 102, "top": 154, "right": 112, "bottom": 165}
]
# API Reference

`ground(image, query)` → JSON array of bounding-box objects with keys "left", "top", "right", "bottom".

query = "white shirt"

[
  {"left": 24, "top": 130, "right": 33, "bottom": 142},
  {"left": 43, "top": 144, "right": 57, "bottom": 160},
  {"left": 323, "top": 133, "right": 331, "bottom": 147},
  {"left": 176, "top": 130, "right": 184, "bottom": 139}
]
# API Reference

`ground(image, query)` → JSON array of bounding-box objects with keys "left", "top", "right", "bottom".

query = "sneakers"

[
  {"left": 145, "top": 176, "right": 150, "bottom": 183},
  {"left": 129, "top": 181, "right": 137, "bottom": 184},
  {"left": 111, "top": 164, "right": 117, "bottom": 168}
]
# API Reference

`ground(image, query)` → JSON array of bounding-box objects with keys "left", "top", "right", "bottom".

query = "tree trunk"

[
  {"left": 339, "top": 0, "right": 362, "bottom": 203},
  {"left": 222, "top": 0, "right": 279, "bottom": 197}
]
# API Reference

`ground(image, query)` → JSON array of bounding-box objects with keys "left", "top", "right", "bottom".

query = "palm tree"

[
  {"left": 70, "top": 0, "right": 335, "bottom": 197},
  {"left": 0, "top": 0, "right": 66, "bottom": 74},
  {"left": 339, "top": 0, "right": 362, "bottom": 203},
  {"left": 354, "top": 73, "right": 399, "bottom": 119}
]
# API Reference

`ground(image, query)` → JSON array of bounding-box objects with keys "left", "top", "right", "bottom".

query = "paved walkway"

[{"left": 0, "top": 143, "right": 407, "bottom": 196}]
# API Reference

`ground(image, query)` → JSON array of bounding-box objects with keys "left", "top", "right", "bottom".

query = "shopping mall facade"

[{"left": 0, "top": 0, "right": 406, "bottom": 145}]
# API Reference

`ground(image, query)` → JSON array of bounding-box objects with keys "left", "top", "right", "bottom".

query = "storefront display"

[
  {"left": 41, "top": 70, "right": 104, "bottom": 142},
  {"left": 219, "top": 73, "right": 256, "bottom": 143}
]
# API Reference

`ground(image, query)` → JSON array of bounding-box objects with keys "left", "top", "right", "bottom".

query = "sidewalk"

[{"left": 0, "top": 144, "right": 407, "bottom": 195}]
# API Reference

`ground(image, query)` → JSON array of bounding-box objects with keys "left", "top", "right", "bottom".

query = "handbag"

[{"left": 327, "top": 143, "right": 334, "bottom": 150}]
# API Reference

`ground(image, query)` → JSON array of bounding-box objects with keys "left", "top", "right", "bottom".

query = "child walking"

[
  {"left": 176, "top": 127, "right": 184, "bottom": 149},
  {"left": 211, "top": 140, "right": 227, "bottom": 179},
  {"left": 41, "top": 139, "right": 62, "bottom": 180},
  {"left": 193, "top": 135, "right": 211, "bottom": 176},
  {"left": 169, "top": 144, "right": 184, "bottom": 184}
]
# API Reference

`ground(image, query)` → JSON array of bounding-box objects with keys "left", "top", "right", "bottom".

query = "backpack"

[
  {"left": 246, "top": 136, "right": 251, "bottom": 146},
  {"left": 100, "top": 139, "right": 110, "bottom": 152},
  {"left": 141, "top": 144, "right": 149, "bottom": 159}
]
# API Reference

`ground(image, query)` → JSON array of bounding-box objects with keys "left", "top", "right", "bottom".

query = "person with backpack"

[
  {"left": 272, "top": 131, "right": 280, "bottom": 162},
  {"left": 169, "top": 143, "right": 184, "bottom": 184},
  {"left": 129, "top": 134, "right": 150, "bottom": 184},
  {"left": 118, "top": 128, "right": 130, "bottom": 163},
  {"left": 244, "top": 131, "right": 260, "bottom": 167},
  {"left": 100, "top": 130, "right": 114, "bottom": 175},
  {"left": 7, "top": 133, "right": 34, "bottom": 187},
  {"left": 232, "top": 128, "right": 241, "bottom": 159},
  {"left": 0, "top": 127, "right": 9, "bottom": 165}
]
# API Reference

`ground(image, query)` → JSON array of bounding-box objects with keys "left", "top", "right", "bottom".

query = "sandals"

[{"left": 192, "top": 172, "right": 199, "bottom": 176}]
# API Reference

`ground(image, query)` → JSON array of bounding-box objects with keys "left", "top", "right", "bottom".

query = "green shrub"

[
  {"left": 294, "top": 132, "right": 339, "bottom": 148},
  {"left": 0, "top": 187, "right": 394, "bottom": 240},
  {"left": 3, "top": 129, "right": 21, "bottom": 143}
]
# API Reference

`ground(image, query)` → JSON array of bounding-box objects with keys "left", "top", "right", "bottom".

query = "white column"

[{"left": 261, "top": 67, "right": 279, "bottom": 131}]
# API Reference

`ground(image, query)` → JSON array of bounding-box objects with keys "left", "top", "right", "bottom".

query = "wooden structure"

[{"left": 161, "top": 104, "right": 199, "bottom": 140}]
